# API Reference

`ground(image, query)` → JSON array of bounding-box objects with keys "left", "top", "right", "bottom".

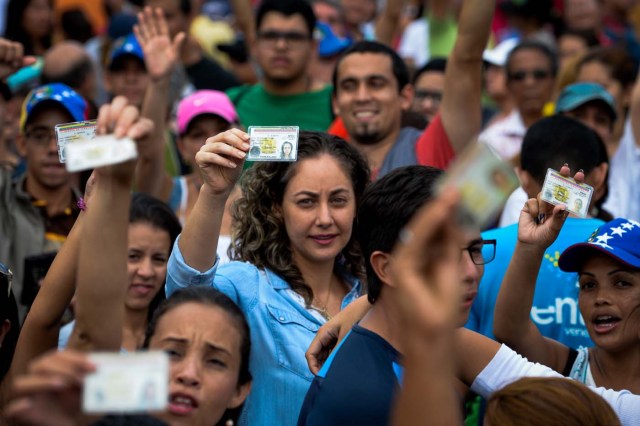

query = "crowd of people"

[{"left": 0, "top": 0, "right": 639, "bottom": 425}]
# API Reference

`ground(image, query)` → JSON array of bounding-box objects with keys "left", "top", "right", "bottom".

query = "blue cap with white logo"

[
  {"left": 559, "top": 218, "right": 640, "bottom": 272},
  {"left": 109, "top": 33, "right": 145, "bottom": 69}
]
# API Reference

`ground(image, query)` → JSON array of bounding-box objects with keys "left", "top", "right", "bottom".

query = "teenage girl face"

[
  {"left": 281, "top": 154, "right": 357, "bottom": 267},
  {"left": 22, "top": 0, "right": 53, "bottom": 39},
  {"left": 577, "top": 60, "right": 627, "bottom": 123},
  {"left": 179, "top": 115, "right": 231, "bottom": 170},
  {"left": 149, "top": 303, "right": 250, "bottom": 425},
  {"left": 125, "top": 223, "right": 171, "bottom": 312},
  {"left": 578, "top": 253, "right": 640, "bottom": 352}
]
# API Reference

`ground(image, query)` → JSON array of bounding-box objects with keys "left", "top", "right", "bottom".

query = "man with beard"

[
  {"left": 226, "top": 0, "right": 334, "bottom": 131},
  {"left": 332, "top": 0, "right": 492, "bottom": 178}
]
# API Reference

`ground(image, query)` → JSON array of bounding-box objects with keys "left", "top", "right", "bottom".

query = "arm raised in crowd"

[
  {"left": 375, "top": 0, "right": 405, "bottom": 47},
  {"left": 389, "top": 191, "right": 463, "bottom": 426},
  {"left": 439, "top": 0, "right": 493, "bottom": 153},
  {"left": 67, "top": 97, "right": 154, "bottom": 351},
  {"left": 177, "top": 129, "right": 248, "bottom": 271},
  {"left": 0, "top": 38, "right": 36, "bottom": 80},
  {"left": 134, "top": 7, "right": 185, "bottom": 200},
  {"left": 629, "top": 69, "right": 640, "bottom": 148},
  {"left": 492, "top": 166, "right": 581, "bottom": 371}
]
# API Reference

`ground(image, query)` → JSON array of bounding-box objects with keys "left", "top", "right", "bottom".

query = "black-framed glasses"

[
  {"left": 24, "top": 128, "right": 56, "bottom": 147},
  {"left": 508, "top": 69, "right": 552, "bottom": 82},
  {"left": 257, "top": 30, "right": 311, "bottom": 46},
  {"left": 0, "top": 262, "right": 13, "bottom": 298},
  {"left": 462, "top": 239, "right": 496, "bottom": 265}
]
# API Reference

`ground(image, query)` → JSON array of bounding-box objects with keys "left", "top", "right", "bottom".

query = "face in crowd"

[
  {"left": 506, "top": 46, "right": 555, "bottom": 119},
  {"left": 411, "top": 68, "right": 444, "bottom": 124}
]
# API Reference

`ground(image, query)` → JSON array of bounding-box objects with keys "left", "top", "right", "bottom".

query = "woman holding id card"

[{"left": 166, "top": 129, "right": 370, "bottom": 425}]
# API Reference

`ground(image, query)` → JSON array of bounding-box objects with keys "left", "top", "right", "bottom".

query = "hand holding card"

[{"left": 196, "top": 128, "right": 250, "bottom": 196}]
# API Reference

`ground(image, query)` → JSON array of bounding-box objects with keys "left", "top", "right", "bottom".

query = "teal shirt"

[{"left": 226, "top": 84, "right": 334, "bottom": 131}]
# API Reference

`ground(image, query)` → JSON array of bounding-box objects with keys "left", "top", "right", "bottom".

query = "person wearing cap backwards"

[{"left": 494, "top": 168, "right": 640, "bottom": 394}]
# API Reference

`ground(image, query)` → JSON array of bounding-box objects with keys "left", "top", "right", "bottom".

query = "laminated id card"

[
  {"left": 54, "top": 120, "right": 97, "bottom": 163},
  {"left": 247, "top": 126, "right": 299, "bottom": 162},
  {"left": 83, "top": 352, "right": 168, "bottom": 414},
  {"left": 65, "top": 135, "right": 138, "bottom": 173},
  {"left": 540, "top": 168, "right": 593, "bottom": 218}
]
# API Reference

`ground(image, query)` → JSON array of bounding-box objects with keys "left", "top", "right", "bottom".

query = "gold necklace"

[{"left": 312, "top": 278, "right": 334, "bottom": 321}]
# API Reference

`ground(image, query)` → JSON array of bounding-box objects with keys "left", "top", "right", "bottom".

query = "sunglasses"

[{"left": 508, "top": 69, "right": 552, "bottom": 82}]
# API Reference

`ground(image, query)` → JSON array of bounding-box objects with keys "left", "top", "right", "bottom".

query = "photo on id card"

[
  {"left": 83, "top": 352, "right": 168, "bottom": 414},
  {"left": 438, "top": 142, "right": 519, "bottom": 229},
  {"left": 247, "top": 126, "right": 299, "bottom": 161}
]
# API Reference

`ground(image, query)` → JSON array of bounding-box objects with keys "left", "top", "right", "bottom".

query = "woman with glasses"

[{"left": 494, "top": 168, "right": 640, "bottom": 394}]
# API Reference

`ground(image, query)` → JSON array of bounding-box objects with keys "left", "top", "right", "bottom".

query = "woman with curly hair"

[{"left": 166, "top": 129, "right": 370, "bottom": 425}]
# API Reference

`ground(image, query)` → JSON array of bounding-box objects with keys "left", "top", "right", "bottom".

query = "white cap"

[{"left": 483, "top": 38, "right": 520, "bottom": 67}]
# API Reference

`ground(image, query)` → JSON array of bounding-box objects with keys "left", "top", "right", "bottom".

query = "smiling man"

[{"left": 332, "top": 0, "right": 494, "bottom": 179}]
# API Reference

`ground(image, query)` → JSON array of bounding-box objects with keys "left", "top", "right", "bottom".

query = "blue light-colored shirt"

[
  {"left": 166, "top": 237, "right": 363, "bottom": 426},
  {"left": 465, "top": 218, "right": 601, "bottom": 349}
]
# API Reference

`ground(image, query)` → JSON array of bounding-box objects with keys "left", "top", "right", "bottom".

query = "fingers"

[
  {"left": 559, "top": 163, "right": 585, "bottom": 183},
  {"left": 156, "top": 7, "right": 169, "bottom": 37},
  {"left": 97, "top": 96, "right": 143, "bottom": 138},
  {"left": 172, "top": 32, "right": 187, "bottom": 54},
  {"left": 305, "top": 329, "right": 337, "bottom": 375},
  {"left": 126, "top": 117, "right": 154, "bottom": 141}
]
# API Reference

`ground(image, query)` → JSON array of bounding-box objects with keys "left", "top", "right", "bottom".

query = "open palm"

[{"left": 134, "top": 7, "right": 185, "bottom": 81}]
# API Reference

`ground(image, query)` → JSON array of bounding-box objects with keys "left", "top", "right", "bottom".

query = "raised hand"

[
  {"left": 0, "top": 38, "right": 36, "bottom": 80},
  {"left": 4, "top": 350, "right": 95, "bottom": 426},
  {"left": 389, "top": 191, "right": 462, "bottom": 339},
  {"left": 517, "top": 164, "right": 583, "bottom": 249},
  {"left": 95, "top": 96, "right": 155, "bottom": 184},
  {"left": 134, "top": 7, "right": 185, "bottom": 82},
  {"left": 196, "top": 129, "right": 249, "bottom": 196}
]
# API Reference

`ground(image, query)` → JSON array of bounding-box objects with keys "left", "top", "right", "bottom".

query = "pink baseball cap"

[{"left": 177, "top": 90, "right": 238, "bottom": 135}]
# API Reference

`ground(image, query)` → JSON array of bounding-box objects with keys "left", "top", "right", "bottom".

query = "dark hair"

[
  {"left": 506, "top": 40, "right": 558, "bottom": 77},
  {"left": 143, "top": 287, "right": 251, "bottom": 425},
  {"left": 61, "top": 9, "right": 95, "bottom": 43},
  {"left": 256, "top": 0, "right": 316, "bottom": 36},
  {"left": 142, "top": 0, "right": 191, "bottom": 16},
  {"left": 41, "top": 57, "right": 94, "bottom": 90},
  {"left": 333, "top": 41, "right": 410, "bottom": 95},
  {"left": 578, "top": 47, "right": 638, "bottom": 90},
  {"left": 0, "top": 284, "right": 19, "bottom": 383},
  {"left": 521, "top": 116, "right": 606, "bottom": 185},
  {"left": 357, "top": 166, "right": 444, "bottom": 303},
  {"left": 413, "top": 57, "right": 447, "bottom": 84},
  {"left": 558, "top": 28, "right": 600, "bottom": 48},
  {"left": 130, "top": 193, "right": 182, "bottom": 321},
  {"left": 3, "top": 0, "right": 53, "bottom": 55},
  {"left": 231, "top": 131, "right": 370, "bottom": 306}
]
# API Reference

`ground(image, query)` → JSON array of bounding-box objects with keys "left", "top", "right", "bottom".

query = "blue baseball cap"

[
  {"left": 559, "top": 218, "right": 640, "bottom": 272},
  {"left": 316, "top": 22, "right": 351, "bottom": 58},
  {"left": 109, "top": 33, "right": 145, "bottom": 69},
  {"left": 20, "top": 83, "right": 88, "bottom": 131},
  {"left": 556, "top": 82, "right": 617, "bottom": 122}
]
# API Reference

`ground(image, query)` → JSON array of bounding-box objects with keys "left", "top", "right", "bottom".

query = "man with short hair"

[
  {"left": 467, "top": 116, "right": 608, "bottom": 350},
  {"left": 42, "top": 41, "right": 97, "bottom": 108},
  {"left": 297, "top": 165, "right": 494, "bottom": 425},
  {"left": 410, "top": 57, "right": 446, "bottom": 124},
  {"left": 226, "top": 0, "right": 335, "bottom": 131},
  {"left": 332, "top": 0, "right": 492, "bottom": 179},
  {"left": 1, "top": 82, "right": 89, "bottom": 319},
  {"left": 479, "top": 40, "right": 557, "bottom": 161}
]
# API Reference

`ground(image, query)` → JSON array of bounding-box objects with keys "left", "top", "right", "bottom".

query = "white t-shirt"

[
  {"left": 479, "top": 110, "right": 527, "bottom": 161},
  {"left": 604, "top": 118, "right": 640, "bottom": 221},
  {"left": 499, "top": 187, "right": 528, "bottom": 228},
  {"left": 398, "top": 19, "right": 429, "bottom": 68}
]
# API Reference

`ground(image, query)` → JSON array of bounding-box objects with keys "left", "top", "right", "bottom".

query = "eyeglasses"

[
  {"left": 508, "top": 69, "right": 552, "bottom": 82},
  {"left": 257, "top": 30, "right": 311, "bottom": 47},
  {"left": 0, "top": 262, "right": 13, "bottom": 298},
  {"left": 462, "top": 239, "right": 496, "bottom": 265},
  {"left": 414, "top": 90, "right": 443, "bottom": 105},
  {"left": 25, "top": 128, "right": 56, "bottom": 147}
]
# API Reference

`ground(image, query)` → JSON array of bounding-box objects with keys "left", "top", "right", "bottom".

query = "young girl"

[{"left": 167, "top": 129, "right": 370, "bottom": 425}]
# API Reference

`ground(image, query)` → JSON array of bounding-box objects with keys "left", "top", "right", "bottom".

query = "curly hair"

[{"left": 230, "top": 131, "right": 370, "bottom": 306}]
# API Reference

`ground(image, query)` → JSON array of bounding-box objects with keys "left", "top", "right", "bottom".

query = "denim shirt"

[{"left": 166, "top": 237, "right": 363, "bottom": 426}]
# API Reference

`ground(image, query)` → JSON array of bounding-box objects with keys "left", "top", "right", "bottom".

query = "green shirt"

[{"left": 226, "top": 84, "right": 334, "bottom": 131}]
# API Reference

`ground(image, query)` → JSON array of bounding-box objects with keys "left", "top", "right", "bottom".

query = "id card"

[
  {"left": 83, "top": 352, "right": 168, "bottom": 414},
  {"left": 438, "top": 142, "right": 519, "bottom": 229},
  {"left": 540, "top": 168, "right": 593, "bottom": 218},
  {"left": 65, "top": 135, "right": 138, "bottom": 173},
  {"left": 247, "top": 126, "right": 299, "bottom": 162},
  {"left": 54, "top": 120, "right": 97, "bottom": 163}
]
